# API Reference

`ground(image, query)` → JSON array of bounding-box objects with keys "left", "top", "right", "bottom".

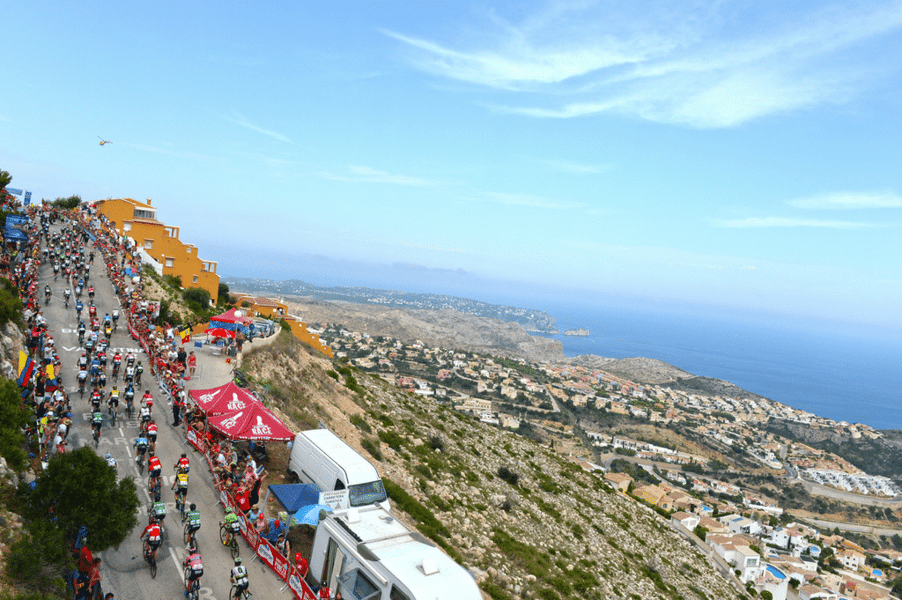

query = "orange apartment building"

[{"left": 93, "top": 198, "right": 220, "bottom": 301}]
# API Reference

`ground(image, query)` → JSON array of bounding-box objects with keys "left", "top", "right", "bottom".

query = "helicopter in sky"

[{"left": 98, "top": 136, "right": 111, "bottom": 146}]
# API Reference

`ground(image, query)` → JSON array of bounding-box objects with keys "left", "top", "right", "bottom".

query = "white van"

[{"left": 288, "top": 429, "right": 389, "bottom": 510}]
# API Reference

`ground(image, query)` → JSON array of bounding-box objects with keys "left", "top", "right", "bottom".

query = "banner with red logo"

[{"left": 206, "top": 402, "right": 293, "bottom": 441}]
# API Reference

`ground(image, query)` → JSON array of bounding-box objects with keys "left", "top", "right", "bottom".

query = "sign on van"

[{"left": 320, "top": 490, "right": 349, "bottom": 511}]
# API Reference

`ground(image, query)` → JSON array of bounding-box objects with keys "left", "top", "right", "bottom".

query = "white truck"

[
  {"left": 288, "top": 429, "right": 389, "bottom": 511},
  {"left": 308, "top": 504, "right": 482, "bottom": 600}
]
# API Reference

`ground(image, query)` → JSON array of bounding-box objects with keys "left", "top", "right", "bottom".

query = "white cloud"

[
  {"left": 319, "top": 165, "right": 438, "bottom": 186},
  {"left": 223, "top": 111, "right": 291, "bottom": 143},
  {"left": 386, "top": 1, "right": 902, "bottom": 127},
  {"left": 789, "top": 191, "right": 902, "bottom": 209},
  {"left": 709, "top": 217, "right": 879, "bottom": 229}
]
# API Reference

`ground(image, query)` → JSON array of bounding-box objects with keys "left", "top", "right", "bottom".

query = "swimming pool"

[
  {"left": 766, "top": 565, "right": 786, "bottom": 580},
  {"left": 873, "top": 569, "right": 883, "bottom": 577}
]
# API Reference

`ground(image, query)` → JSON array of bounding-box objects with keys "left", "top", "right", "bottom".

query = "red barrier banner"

[
  {"left": 256, "top": 539, "right": 291, "bottom": 583},
  {"left": 186, "top": 428, "right": 204, "bottom": 453},
  {"left": 287, "top": 570, "right": 317, "bottom": 600}
]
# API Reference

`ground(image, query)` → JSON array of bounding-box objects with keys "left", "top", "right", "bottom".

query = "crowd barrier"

[{"left": 183, "top": 428, "right": 316, "bottom": 600}]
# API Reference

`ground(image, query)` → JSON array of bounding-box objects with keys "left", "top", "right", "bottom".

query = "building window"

[
  {"left": 192, "top": 275, "right": 198, "bottom": 284},
  {"left": 165, "top": 258, "right": 174, "bottom": 268},
  {"left": 144, "top": 240, "right": 153, "bottom": 249},
  {"left": 123, "top": 223, "right": 132, "bottom": 232}
]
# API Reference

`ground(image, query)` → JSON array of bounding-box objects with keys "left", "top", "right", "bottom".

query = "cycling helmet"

[
  {"left": 187, "top": 543, "right": 197, "bottom": 553},
  {"left": 154, "top": 491, "right": 161, "bottom": 502},
  {"left": 148, "top": 449, "right": 155, "bottom": 456},
  {"left": 225, "top": 506, "right": 234, "bottom": 514},
  {"left": 189, "top": 503, "right": 196, "bottom": 511},
  {"left": 234, "top": 557, "right": 242, "bottom": 565},
  {"left": 104, "top": 453, "right": 111, "bottom": 459},
  {"left": 149, "top": 515, "right": 157, "bottom": 524},
  {"left": 181, "top": 453, "right": 187, "bottom": 459}
]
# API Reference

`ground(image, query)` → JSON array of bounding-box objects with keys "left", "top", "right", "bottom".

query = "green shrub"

[
  {"left": 378, "top": 430, "right": 406, "bottom": 451},
  {"left": 360, "top": 438, "right": 382, "bottom": 461},
  {"left": 349, "top": 414, "right": 372, "bottom": 433},
  {"left": 497, "top": 466, "right": 519, "bottom": 486},
  {"left": 382, "top": 478, "right": 449, "bottom": 540}
]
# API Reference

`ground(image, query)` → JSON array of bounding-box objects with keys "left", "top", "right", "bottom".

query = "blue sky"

[{"left": 2, "top": 1, "right": 901, "bottom": 328}]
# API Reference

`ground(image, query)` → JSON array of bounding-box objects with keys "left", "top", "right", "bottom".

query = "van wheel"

[{"left": 289, "top": 472, "right": 299, "bottom": 484}]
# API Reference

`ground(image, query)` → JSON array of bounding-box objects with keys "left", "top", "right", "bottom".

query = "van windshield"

[{"left": 348, "top": 480, "right": 387, "bottom": 507}]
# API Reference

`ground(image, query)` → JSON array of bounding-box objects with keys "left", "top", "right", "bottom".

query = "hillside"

[{"left": 240, "top": 333, "right": 743, "bottom": 600}]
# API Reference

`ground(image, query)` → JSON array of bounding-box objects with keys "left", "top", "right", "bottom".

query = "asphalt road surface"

[{"left": 39, "top": 229, "right": 288, "bottom": 600}]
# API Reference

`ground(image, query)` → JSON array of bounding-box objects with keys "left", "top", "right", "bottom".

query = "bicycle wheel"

[
  {"left": 149, "top": 554, "right": 157, "bottom": 579},
  {"left": 191, "top": 579, "right": 200, "bottom": 600},
  {"left": 183, "top": 524, "right": 190, "bottom": 544},
  {"left": 230, "top": 585, "right": 237, "bottom": 600},
  {"left": 219, "top": 524, "right": 228, "bottom": 546},
  {"left": 230, "top": 536, "right": 240, "bottom": 559}
]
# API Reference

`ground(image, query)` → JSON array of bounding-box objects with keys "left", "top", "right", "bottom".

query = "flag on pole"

[
  {"left": 180, "top": 327, "right": 191, "bottom": 344},
  {"left": 17, "top": 351, "right": 35, "bottom": 387}
]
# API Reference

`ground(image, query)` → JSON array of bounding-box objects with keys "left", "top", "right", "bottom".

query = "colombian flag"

[{"left": 17, "top": 351, "right": 35, "bottom": 387}]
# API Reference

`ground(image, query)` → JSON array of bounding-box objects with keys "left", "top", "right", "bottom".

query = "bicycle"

[
  {"left": 220, "top": 523, "right": 240, "bottom": 558},
  {"left": 183, "top": 522, "right": 199, "bottom": 548},
  {"left": 136, "top": 453, "right": 145, "bottom": 474},
  {"left": 144, "top": 544, "right": 157, "bottom": 578},
  {"left": 229, "top": 585, "right": 252, "bottom": 600},
  {"left": 108, "top": 404, "right": 117, "bottom": 427},
  {"left": 148, "top": 475, "right": 161, "bottom": 498},
  {"left": 92, "top": 425, "right": 100, "bottom": 448},
  {"left": 185, "top": 571, "right": 201, "bottom": 600},
  {"left": 176, "top": 494, "right": 186, "bottom": 520},
  {"left": 125, "top": 398, "right": 133, "bottom": 419}
]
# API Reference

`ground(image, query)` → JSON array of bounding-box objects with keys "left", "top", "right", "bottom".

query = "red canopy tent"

[
  {"left": 207, "top": 402, "right": 294, "bottom": 441},
  {"left": 210, "top": 308, "right": 254, "bottom": 326},
  {"left": 189, "top": 381, "right": 259, "bottom": 416}
]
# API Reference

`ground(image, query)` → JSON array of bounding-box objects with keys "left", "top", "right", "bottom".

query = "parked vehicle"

[
  {"left": 309, "top": 504, "right": 481, "bottom": 600},
  {"left": 288, "top": 429, "right": 389, "bottom": 511}
]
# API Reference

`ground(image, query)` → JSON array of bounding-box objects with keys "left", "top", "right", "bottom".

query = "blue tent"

[{"left": 267, "top": 483, "right": 321, "bottom": 513}]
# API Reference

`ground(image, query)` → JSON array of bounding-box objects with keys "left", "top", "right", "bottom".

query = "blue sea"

[{"left": 533, "top": 298, "right": 902, "bottom": 431}]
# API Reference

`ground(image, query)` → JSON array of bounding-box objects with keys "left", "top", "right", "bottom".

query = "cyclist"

[
  {"left": 151, "top": 492, "right": 168, "bottom": 531},
  {"left": 124, "top": 384, "right": 135, "bottom": 413},
  {"left": 148, "top": 449, "right": 162, "bottom": 480},
  {"left": 141, "top": 516, "right": 162, "bottom": 564},
  {"left": 104, "top": 453, "right": 117, "bottom": 469},
  {"left": 44, "top": 285, "right": 51, "bottom": 304},
  {"left": 104, "top": 322, "right": 112, "bottom": 340},
  {"left": 91, "top": 409, "right": 103, "bottom": 440},
  {"left": 98, "top": 369, "right": 107, "bottom": 389},
  {"left": 64, "top": 288, "right": 71, "bottom": 307},
  {"left": 124, "top": 362, "right": 135, "bottom": 383},
  {"left": 77, "top": 321, "right": 86, "bottom": 343},
  {"left": 222, "top": 507, "right": 241, "bottom": 547},
  {"left": 139, "top": 405, "right": 152, "bottom": 434},
  {"left": 111, "top": 309, "right": 119, "bottom": 329},
  {"left": 126, "top": 351, "right": 136, "bottom": 368},
  {"left": 134, "top": 434, "right": 148, "bottom": 465},
  {"left": 175, "top": 453, "right": 190, "bottom": 474},
  {"left": 146, "top": 419, "right": 158, "bottom": 451},
  {"left": 172, "top": 470, "right": 189, "bottom": 507},
  {"left": 230, "top": 557, "right": 249, "bottom": 600},
  {"left": 90, "top": 388, "right": 103, "bottom": 412},
  {"left": 88, "top": 303, "right": 97, "bottom": 318},
  {"left": 75, "top": 299, "right": 84, "bottom": 318},
  {"left": 183, "top": 545, "right": 203, "bottom": 598},
  {"left": 77, "top": 368, "right": 88, "bottom": 394},
  {"left": 135, "top": 361, "right": 144, "bottom": 385},
  {"left": 107, "top": 387, "right": 119, "bottom": 417},
  {"left": 87, "top": 285, "right": 95, "bottom": 300},
  {"left": 183, "top": 503, "right": 201, "bottom": 548}
]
